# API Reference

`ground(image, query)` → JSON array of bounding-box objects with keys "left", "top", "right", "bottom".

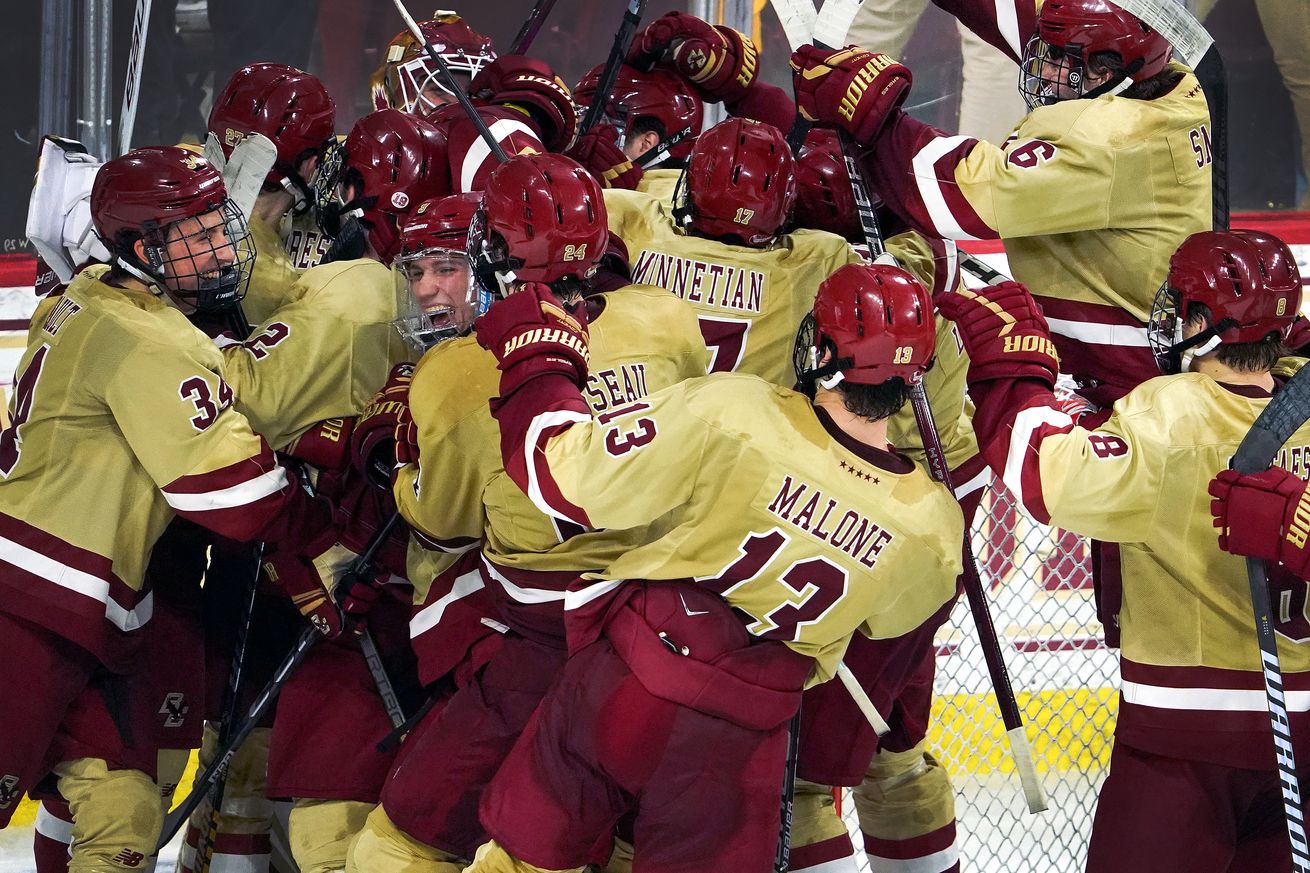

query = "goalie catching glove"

[
  {"left": 789, "top": 46, "right": 911, "bottom": 144},
  {"left": 1210, "top": 466, "right": 1310, "bottom": 580},
  {"left": 474, "top": 282, "right": 590, "bottom": 401},
  {"left": 627, "top": 12, "right": 759, "bottom": 104},
  {"left": 936, "top": 281, "right": 1061, "bottom": 387}
]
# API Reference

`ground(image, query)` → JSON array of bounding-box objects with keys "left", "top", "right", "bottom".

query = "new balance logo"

[
  {"left": 110, "top": 848, "right": 146, "bottom": 867},
  {"left": 0, "top": 775, "right": 18, "bottom": 809}
]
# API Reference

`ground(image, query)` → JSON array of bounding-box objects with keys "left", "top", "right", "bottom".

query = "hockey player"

[
  {"left": 790, "top": 0, "right": 1212, "bottom": 410},
  {"left": 606, "top": 116, "right": 862, "bottom": 386},
  {"left": 569, "top": 62, "right": 703, "bottom": 198},
  {"left": 370, "top": 12, "right": 496, "bottom": 119},
  {"left": 461, "top": 258, "right": 963, "bottom": 873},
  {"left": 208, "top": 62, "right": 339, "bottom": 283},
  {"left": 345, "top": 152, "right": 710, "bottom": 872},
  {"left": 1210, "top": 465, "right": 1310, "bottom": 583},
  {"left": 0, "top": 146, "right": 333, "bottom": 871},
  {"left": 937, "top": 228, "right": 1310, "bottom": 871}
]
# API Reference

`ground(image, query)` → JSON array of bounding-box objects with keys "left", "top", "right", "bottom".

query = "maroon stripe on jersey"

[
  {"left": 863, "top": 818, "right": 957, "bottom": 860},
  {"left": 412, "top": 528, "right": 479, "bottom": 554},
  {"left": 931, "top": 138, "right": 996, "bottom": 241},
  {"left": 0, "top": 510, "right": 124, "bottom": 585},
  {"left": 525, "top": 412, "right": 593, "bottom": 529},
  {"left": 161, "top": 449, "right": 279, "bottom": 495},
  {"left": 1034, "top": 295, "right": 1150, "bottom": 327},
  {"left": 931, "top": 0, "right": 1035, "bottom": 62},
  {"left": 1122, "top": 660, "right": 1310, "bottom": 692},
  {"left": 927, "top": 237, "right": 961, "bottom": 296},
  {"left": 482, "top": 557, "right": 580, "bottom": 595}
]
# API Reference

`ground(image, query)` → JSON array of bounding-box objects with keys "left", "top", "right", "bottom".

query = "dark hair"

[
  {"left": 1089, "top": 50, "right": 1182, "bottom": 101},
  {"left": 1185, "top": 303, "right": 1286, "bottom": 373},
  {"left": 838, "top": 377, "right": 911, "bottom": 421},
  {"left": 548, "top": 274, "right": 593, "bottom": 301},
  {"left": 629, "top": 116, "right": 666, "bottom": 143}
]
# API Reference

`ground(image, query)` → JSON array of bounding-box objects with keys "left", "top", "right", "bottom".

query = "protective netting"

[{"left": 843, "top": 474, "right": 1120, "bottom": 872}]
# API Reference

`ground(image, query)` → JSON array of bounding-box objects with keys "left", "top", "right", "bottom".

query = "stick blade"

[
  {"left": 813, "top": 0, "right": 864, "bottom": 50},
  {"left": 1111, "top": 0, "right": 1213, "bottom": 68},
  {"left": 769, "top": 0, "right": 818, "bottom": 51}
]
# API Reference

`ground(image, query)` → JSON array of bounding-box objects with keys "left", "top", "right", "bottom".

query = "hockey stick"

[
  {"left": 836, "top": 661, "right": 891, "bottom": 735},
  {"left": 1111, "top": 0, "right": 1227, "bottom": 229},
  {"left": 774, "top": 709, "right": 802, "bottom": 873},
  {"left": 118, "top": 0, "right": 151, "bottom": 156},
  {"left": 578, "top": 0, "right": 648, "bottom": 138},
  {"left": 510, "top": 0, "right": 560, "bottom": 55},
  {"left": 633, "top": 125, "right": 694, "bottom": 169},
  {"left": 390, "top": 0, "right": 508, "bottom": 163},
  {"left": 1229, "top": 365, "right": 1310, "bottom": 872},
  {"left": 158, "top": 510, "right": 405, "bottom": 851}
]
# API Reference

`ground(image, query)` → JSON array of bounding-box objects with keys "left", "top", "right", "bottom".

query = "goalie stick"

[
  {"left": 578, "top": 0, "right": 648, "bottom": 138},
  {"left": 773, "top": 0, "right": 1048, "bottom": 813},
  {"left": 1229, "top": 364, "right": 1310, "bottom": 873}
]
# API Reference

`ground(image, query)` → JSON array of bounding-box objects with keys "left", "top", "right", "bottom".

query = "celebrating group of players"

[{"left": 3, "top": 1, "right": 1310, "bottom": 871}]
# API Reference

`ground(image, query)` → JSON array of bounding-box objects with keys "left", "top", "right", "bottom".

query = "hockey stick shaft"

[
  {"left": 908, "top": 383, "right": 1047, "bottom": 813},
  {"left": 510, "top": 0, "right": 560, "bottom": 55},
  {"left": 633, "top": 125, "right": 693, "bottom": 169},
  {"left": 836, "top": 660, "right": 890, "bottom": 735},
  {"left": 118, "top": 0, "right": 151, "bottom": 156},
  {"left": 1230, "top": 364, "right": 1310, "bottom": 872},
  {"left": 390, "top": 0, "right": 507, "bottom": 163},
  {"left": 578, "top": 0, "right": 647, "bottom": 137},
  {"left": 773, "top": 709, "right": 802, "bottom": 873}
]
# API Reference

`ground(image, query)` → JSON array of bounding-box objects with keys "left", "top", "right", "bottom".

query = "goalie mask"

[
  {"left": 673, "top": 118, "right": 796, "bottom": 248},
  {"left": 91, "top": 146, "right": 255, "bottom": 314},
  {"left": 208, "top": 63, "right": 337, "bottom": 215},
  {"left": 371, "top": 12, "right": 497, "bottom": 119},
  {"left": 1148, "top": 229, "right": 1301, "bottom": 374},
  {"left": 469, "top": 153, "right": 608, "bottom": 298},
  {"left": 1019, "top": 0, "right": 1171, "bottom": 110},
  {"left": 794, "top": 263, "right": 935, "bottom": 391},
  {"left": 393, "top": 193, "right": 488, "bottom": 351}
]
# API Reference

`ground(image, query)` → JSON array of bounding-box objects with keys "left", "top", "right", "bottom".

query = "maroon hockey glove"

[
  {"left": 349, "top": 363, "right": 414, "bottom": 487},
  {"left": 1210, "top": 466, "right": 1310, "bottom": 579},
  {"left": 264, "top": 544, "right": 390, "bottom": 639},
  {"left": 394, "top": 402, "right": 420, "bottom": 470},
  {"left": 471, "top": 56, "right": 578, "bottom": 152},
  {"left": 567, "top": 124, "right": 643, "bottom": 190},
  {"left": 628, "top": 12, "right": 758, "bottom": 104},
  {"left": 474, "top": 282, "right": 590, "bottom": 398},
  {"left": 937, "top": 282, "right": 1060, "bottom": 387},
  {"left": 284, "top": 416, "right": 355, "bottom": 472},
  {"left": 330, "top": 466, "right": 409, "bottom": 579},
  {"left": 789, "top": 45, "right": 911, "bottom": 145}
]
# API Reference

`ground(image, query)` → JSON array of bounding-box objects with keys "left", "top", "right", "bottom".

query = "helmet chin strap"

[{"left": 1172, "top": 317, "right": 1239, "bottom": 372}]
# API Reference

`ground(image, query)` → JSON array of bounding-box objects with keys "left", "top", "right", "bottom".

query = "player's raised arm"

[{"left": 930, "top": 0, "right": 1039, "bottom": 63}]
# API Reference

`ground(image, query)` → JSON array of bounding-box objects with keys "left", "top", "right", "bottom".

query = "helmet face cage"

[
  {"left": 467, "top": 206, "right": 516, "bottom": 298},
  {"left": 388, "top": 49, "right": 494, "bottom": 118},
  {"left": 792, "top": 312, "right": 824, "bottom": 393},
  {"left": 1147, "top": 278, "right": 1185, "bottom": 374},
  {"left": 138, "top": 199, "right": 255, "bottom": 314},
  {"left": 1019, "top": 35, "right": 1089, "bottom": 110},
  {"left": 392, "top": 246, "right": 487, "bottom": 351},
  {"left": 310, "top": 139, "right": 348, "bottom": 234}
]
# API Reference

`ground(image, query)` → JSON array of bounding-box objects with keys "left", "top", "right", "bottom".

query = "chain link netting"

[{"left": 841, "top": 474, "right": 1120, "bottom": 872}]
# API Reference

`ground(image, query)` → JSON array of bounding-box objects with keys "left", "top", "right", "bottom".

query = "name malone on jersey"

[
  {"left": 631, "top": 249, "right": 765, "bottom": 313},
  {"left": 768, "top": 474, "right": 895, "bottom": 568}
]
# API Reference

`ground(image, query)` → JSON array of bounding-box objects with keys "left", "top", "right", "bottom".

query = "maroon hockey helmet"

[
  {"left": 91, "top": 146, "right": 255, "bottom": 312},
  {"left": 1149, "top": 229, "right": 1302, "bottom": 373},
  {"left": 574, "top": 62, "right": 703, "bottom": 162},
  {"left": 677, "top": 118, "right": 796, "bottom": 247},
  {"left": 470, "top": 153, "right": 608, "bottom": 293},
  {"left": 1020, "top": 0, "right": 1172, "bottom": 109},
  {"left": 208, "top": 63, "right": 337, "bottom": 205},
  {"left": 394, "top": 193, "right": 486, "bottom": 349},
  {"left": 796, "top": 263, "right": 936, "bottom": 387},
  {"left": 371, "top": 13, "right": 497, "bottom": 119},
  {"left": 338, "top": 109, "right": 451, "bottom": 262},
  {"left": 793, "top": 128, "right": 859, "bottom": 241}
]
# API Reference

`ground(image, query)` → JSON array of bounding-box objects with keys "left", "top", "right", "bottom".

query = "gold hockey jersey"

[
  {"left": 0, "top": 267, "right": 296, "bottom": 668},
  {"left": 605, "top": 188, "right": 861, "bottom": 387},
  {"left": 244, "top": 215, "right": 305, "bottom": 326},
  {"left": 513, "top": 374, "right": 964, "bottom": 682},
  {"left": 635, "top": 167, "right": 681, "bottom": 204},
  {"left": 221, "top": 258, "right": 412, "bottom": 450},
  {"left": 978, "top": 364, "right": 1310, "bottom": 768},
  {"left": 396, "top": 284, "right": 710, "bottom": 640}
]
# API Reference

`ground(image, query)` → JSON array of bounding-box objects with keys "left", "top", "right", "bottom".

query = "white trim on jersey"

[
  {"left": 1046, "top": 317, "right": 1152, "bottom": 348},
  {"left": 1002, "top": 404, "right": 1073, "bottom": 521},
  {"left": 482, "top": 556, "right": 568, "bottom": 604},
  {"left": 161, "top": 467, "right": 288, "bottom": 512},
  {"left": 994, "top": 0, "right": 1023, "bottom": 58},
  {"left": 524, "top": 408, "right": 592, "bottom": 525},
  {"left": 564, "top": 577, "right": 626, "bottom": 612},
  {"left": 461, "top": 117, "right": 539, "bottom": 192},
  {"left": 953, "top": 465, "right": 990, "bottom": 500},
  {"left": 0, "top": 533, "right": 153, "bottom": 632},
  {"left": 911, "top": 136, "right": 983, "bottom": 242},
  {"left": 409, "top": 567, "right": 485, "bottom": 639},
  {"left": 35, "top": 801, "right": 74, "bottom": 846},
  {"left": 1122, "top": 680, "right": 1310, "bottom": 713},
  {"left": 867, "top": 838, "right": 960, "bottom": 873}
]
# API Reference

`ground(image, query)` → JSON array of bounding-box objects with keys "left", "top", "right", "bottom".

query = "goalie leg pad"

[
  {"left": 853, "top": 741, "right": 959, "bottom": 873},
  {"left": 789, "top": 779, "right": 860, "bottom": 873},
  {"left": 55, "top": 757, "right": 162, "bottom": 873},
  {"left": 178, "top": 726, "right": 275, "bottom": 873},
  {"left": 344, "top": 805, "right": 465, "bottom": 873}
]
